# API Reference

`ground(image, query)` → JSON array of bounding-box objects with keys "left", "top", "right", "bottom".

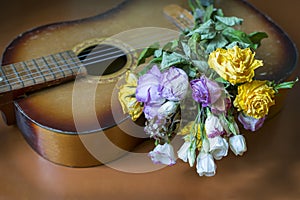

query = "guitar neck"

[{"left": 0, "top": 50, "right": 83, "bottom": 98}]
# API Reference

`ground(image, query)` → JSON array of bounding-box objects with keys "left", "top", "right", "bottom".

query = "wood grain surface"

[{"left": 0, "top": 0, "right": 299, "bottom": 199}]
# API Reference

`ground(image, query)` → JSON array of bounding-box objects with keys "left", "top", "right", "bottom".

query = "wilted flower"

[
  {"left": 238, "top": 112, "right": 265, "bottom": 131},
  {"left": 116, "top": 1, "right": 297, "bottom": 178},
  {"left": 196, "top": 151, "right": 216, "bottom": 177},
  {"left": 229, "top": 135, "right": 247, "bottom": 156},
  {"left": 144, "top": 117, "right": 167, "bottom": 139},
  {"left": 208, "top": 136, "right": 229, "bottom": 160},
  {"left": 234, "top": 80, "right": 275, "bottom": 119},
  {"left": 148, "top": 143, "right": 176, "bottom": 166},
  {"left": 220, "top": 115, "right": 240, "bottom": 136},
  {"left": 143, "top": 102, "right": 163, "bottom": 120},
  {"left": 161, "top": 67, "right": 189, "bottom": 101},
  {"left": 190, "top": 75, "right": 223, "bottom": 107},
  {"left": 136, "top": 65, "right": 165, "bottom": 104},
  {"left": 208, "top": 46, "right": 263, "bottom": 85},
  {"left": 118, "top": 71, "right": 143, "bottom": 121},
  {"left": 205, "top": 113, "right": 225, "bottom": 138},
  {"left": 157, "top": 101, "right": 179, "bottom": 119},
  {"left": 211, "top": 96, "right": 231, "bottom": 115},
  {"left": 177, "top": 140, "right": 197, "bottom": 167}
]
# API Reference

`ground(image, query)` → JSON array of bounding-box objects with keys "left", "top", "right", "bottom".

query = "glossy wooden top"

[{"left": 0, "top": 0, "right": 300, "bottom": 199}]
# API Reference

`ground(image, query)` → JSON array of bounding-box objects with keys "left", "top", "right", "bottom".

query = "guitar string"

[
  {"left": 0, "top": 34, "right": 178, "bottom": 89},
  {"left": 0, "top": 50, "right": 126, "bottom": 89},
  {"left": 0, "top": 32, "right": 178, "bottom": 83},
  {"left": 0, "top": 46, "right": 126, "bottom": 87},
  {"left": 1, "top": 31, "right": 179, "bottom": 81},
  {"left": 2, "top": 45, "right": 119, "bottom": 80}
]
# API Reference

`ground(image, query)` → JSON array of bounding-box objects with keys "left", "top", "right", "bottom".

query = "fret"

[
  {"left": 42, "top": 55, "right": 65, "bottom": 79},
  {"left": 0, "top": 67, "right": 11, "bottom": 93},
  {"left": 0, "top": 50, "right": 83, "bottom": 94},
  {"left": 52, "top": 53, "right": 72, "bottom": 77},
  {"left": 11, "top": 64, "right": 25, "bottom": 87},
  {"left": 33, "top": 57, "right": 55, "bottom": 82},
  {"left": 13, "top": 62, "right": 35, "bottom": 87},
  {"left": 41, "top": 57, "right": 56, "bottom": 80},
  {"left": 33, "top": 59, "right": 47, "bottom": 82},
  {"left": 24, "top": 60, "right": 45, "bottom": 84},
  {"left": 1, "top": 64, "right": 23, "bottom": 90},
  {"left": 61, "top": 51, "right": 81, "bottom": 75}
]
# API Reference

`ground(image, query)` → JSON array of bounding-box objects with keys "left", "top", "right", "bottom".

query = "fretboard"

[{"left": 0, "top": 50, "right": 83, "bottom": 94}]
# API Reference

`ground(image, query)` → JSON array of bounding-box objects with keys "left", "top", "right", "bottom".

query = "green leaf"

[
  {"left": 203, "top": 5, "right": 214, "bottom": 22},
  {"left": 248, "top": 32, "right": 268, "bottom": 47},
  {"left": 161, "top": 52, "right": 188, "bottom": 70},
  {"left": 137, "top": 42, "right": 160, "bottom": 65},
  {"left": 222, "top": 27, "right": 253, "bottom": 44},
  {"left": 226, "top": 41, "right": 251, "bottom": 49},
  {"left": 188, "top": 0, "right": 196, "bottom": 12},
  {"left": 200, "top": 0, "right": 214, "bottom": 7},
  {"left": 206, "top": 33, "right": 228, "bottom": 53},
  {"left": 163, "top": 40, "right": 179, "bottom": 52},
  {"left": 182, "top": 42, "right": 191, "bottom": 58},
  {"left": 215, "top": 16, "right": 243, "bottom": 26},
  {"left": 194, "top": 8, "right": 205, "bottom": 22},
  {"left": 215, "top": 8, "right": 224, "bottom": 17},
  {"left": 215, "top": 77, "right": 227, "bottom": 83},
  {"left": 188, "top": 32, "right": 201, "bottom": 54},
  {"left": 190, "top": 19, "right": 216, "bottom": 39},
  {"left": 188, "top": 66, "right": 198, "bottom": 78},
  {"left": 192, "top": 60, "right": 209, "bottom": 73},
  {"left": 274, "top": 78, "right": 298, "bottom": 91},
  {"left": 149, "top": 57, "right": 162, "bottom": 64},
  {"left": 215, "top": 21, "right": 228, "bottom": 31},
  {"left": 154, "top": 49, "right": 163, "bottom": 58}
]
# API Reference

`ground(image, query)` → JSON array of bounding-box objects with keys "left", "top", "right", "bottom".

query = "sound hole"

[{"left": 77, "top": 44, "right": 127, "bottom": 76}]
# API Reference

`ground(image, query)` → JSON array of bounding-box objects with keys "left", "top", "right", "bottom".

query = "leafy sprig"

[
  {"left": 187, "top": 0, "right": 268, "bottom": 53},
  {"left": 137, "top": 0, "right": 268, "bottom": 81}
]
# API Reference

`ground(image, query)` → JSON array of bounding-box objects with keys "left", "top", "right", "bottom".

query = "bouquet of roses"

[{"left": 118, "top": 0, "right": 297, "bottom": 176}]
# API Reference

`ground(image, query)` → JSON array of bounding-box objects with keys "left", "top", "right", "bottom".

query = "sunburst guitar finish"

[{"left": 0, "top": 0, "right": 297, "bottom": 167}]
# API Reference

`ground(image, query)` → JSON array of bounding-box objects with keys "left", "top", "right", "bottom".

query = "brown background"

[{"left": 0, "top": 0, "right": 300, "bottom": 199}]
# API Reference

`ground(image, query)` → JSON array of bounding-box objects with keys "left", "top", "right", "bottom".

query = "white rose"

[
  {"left": 177, "top": 140, "right": 196, "bottom": 167},
  {"left": 148, "top": 143, "right": 176, "bottom": 165},
  {"left": 208, "top": 136, "right": 229, "bottom": 160},
  {"left": 196, "top": 151, "right": 216, "bottom": 177},
  {"left": 229, "top": 135, "right": 247, "bottom": 156}
]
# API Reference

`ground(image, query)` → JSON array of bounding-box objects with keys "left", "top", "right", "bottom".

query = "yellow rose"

[
  {"left": 208, "top": 46, "right": 263, "bottom": 85},
  {"left": 118, "top": 71, "right": 143, "bottom": 121},
  {"left": 233, "top": 80, "right": 275, "bottom": 119}
]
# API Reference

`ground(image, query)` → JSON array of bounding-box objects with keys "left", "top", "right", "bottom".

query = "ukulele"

[{"left": 0, "top": 0, "right": 297, "bottom": 167}]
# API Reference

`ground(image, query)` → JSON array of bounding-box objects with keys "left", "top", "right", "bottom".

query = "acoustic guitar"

[{"left": 0, "top": 0, "right": 297, "bottom": 167}]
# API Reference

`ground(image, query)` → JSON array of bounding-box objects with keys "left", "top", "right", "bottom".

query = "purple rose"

[
  {"left": 190, "top": 75, "right": 222, "bottom": 107},
  {"left": 136, "top": 65, "right": 165, "bottom": 104},
  {"left": 161, "top": 67, "right": 189, "bottom": 101},
  {"left": 238, "top": 112, "right": 265, "bottom": 132}
]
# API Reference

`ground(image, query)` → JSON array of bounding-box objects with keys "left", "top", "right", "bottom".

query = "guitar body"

[
  {"left": 1, "top": 0, "right": 189, "bottom": 167},
  {"left": 0, "top": 0, "right": 297, "bottom": 167}
]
